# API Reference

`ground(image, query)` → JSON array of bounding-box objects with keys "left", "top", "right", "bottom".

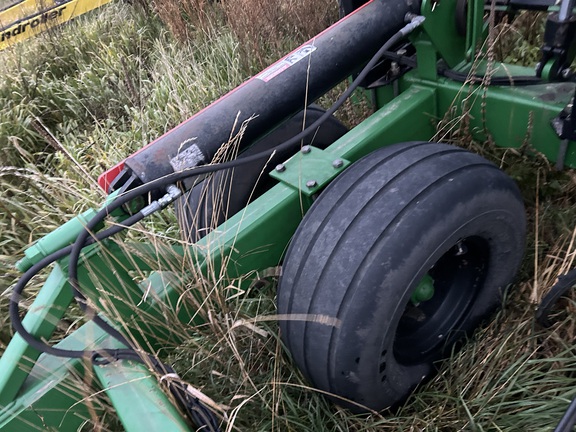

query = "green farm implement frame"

[{"left": 2, "top": 0, "right": 576, "bottom": 430}]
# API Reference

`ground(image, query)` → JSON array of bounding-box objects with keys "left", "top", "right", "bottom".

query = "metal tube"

[
  {"left": 559, "top": 0, "right": 575, "bottom": 21},
  {"left": 115, "top": 0, "right": 421, "bottom": 188}
]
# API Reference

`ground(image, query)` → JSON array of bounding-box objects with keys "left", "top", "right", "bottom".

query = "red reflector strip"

[{"left": 98, "top": 162, "right": 124, "bottom": 192}]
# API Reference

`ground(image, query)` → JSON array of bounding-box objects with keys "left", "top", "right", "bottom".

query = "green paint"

[
  {"left": 15, "top": 208, "right": 99, "bottom": 272},
  {"left": 2, "top": 1, "right": 576, "bottom": 429},
  {"left": 270, "top": 146, "right": 350, "bottom": 196},
  {"left": 94, "top": 361, "right": 191, "bottom": 432},
  {"left": 419, "top": 0, "right": 466, "bottom": 68},
  {"left": 411, "top": 274, "right": 435, "bottom": 304}
]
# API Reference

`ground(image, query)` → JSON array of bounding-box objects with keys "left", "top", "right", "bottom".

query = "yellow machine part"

[{"left": 0, "top": 0, "right": 115, "bottom": 50}]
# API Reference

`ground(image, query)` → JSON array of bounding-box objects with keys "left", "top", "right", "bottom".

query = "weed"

[
  {"left": 1, "top": 2, "right": 576, "bottom": 432},
  {"left": 149, "top": 0, "right": 338, "bottom": 72},
  {"left": 221, "top": 0, "right": 337, "bottom": 71}
]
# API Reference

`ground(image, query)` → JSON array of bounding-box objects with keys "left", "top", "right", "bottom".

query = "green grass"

[{"left": 1, "top": 2, "right": 576, "bottom": 431}]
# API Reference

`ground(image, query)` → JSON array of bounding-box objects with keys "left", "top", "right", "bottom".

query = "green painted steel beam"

[
  {"left": 0, "top": 320, "right": 192, "bottom": 431},
  {"left": 94, "top": 360, "right": 191, "bottom": 432},
  {"left": 332, "top": 85, "right": 438, "bottom": 159},
  {"left": 0, "top": 264, "right": 73, "bottom": 407},
  {"left": 401, "top": 72, "right": 576, "bottom": 167},
  {"left": 0, "top": 90, "right": 440, "bottom": 430},
  {"left": 0, "top": 322, "right": 113, "bottom": 431}
]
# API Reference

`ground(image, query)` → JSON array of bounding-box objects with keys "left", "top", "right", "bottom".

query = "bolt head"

[
  {"left": 332, "top": 159, "right": 344, "bottom": 168},
  {"left": 275, "top": 163, "right": 286, "bottom": 172},
  {"left": 306, "top": 180, "right": 317, "bottom": 188},
  {"left": 562, "top": 68, "right": 572, "bottom": 79},
  {"left": 301, "top": 145, "right": 311, "bottom": 154}
]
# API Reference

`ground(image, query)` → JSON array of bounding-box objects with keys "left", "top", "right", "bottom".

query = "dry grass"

[
  {"left": 221, "top": 0, "right": 337, "bottom": 70},
  {"left": 151, "top": 0, "right": 337, "bottom": 71},
  {"left": 1, "top": 2, "right": 576, "bottom": 432},
  {"left": 153, "top": 0, "right": 220, "bottom": 42}
]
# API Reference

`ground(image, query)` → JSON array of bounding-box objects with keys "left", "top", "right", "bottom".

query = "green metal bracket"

[
  {"left": 413, "top": 38, "right": 439, "bottom": 81},
  {"left": 0, "top": 322, "right": 114, "bottom": 431},
  {"left": 0, "top": 320, "right": 191, "bottom": 431},
  {"left": 0, "top": 264, "right": 72, "bottom": 407},
  {"left": 466, "top": 0, "right": 486, "bottom": 61},
  {"left": 419, "top": 0, "right": 466, "bottom": 69},
  {"left": 269, "top": 146, "right": 350, "bottom": 196}
]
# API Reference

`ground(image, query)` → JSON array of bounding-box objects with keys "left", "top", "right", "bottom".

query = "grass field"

[{"left": 1, "top": 1, "right": 576, "bottom": 431}]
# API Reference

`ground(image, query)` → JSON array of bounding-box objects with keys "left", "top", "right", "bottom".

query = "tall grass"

[
  {"left": 152, "top": 0, "right": 337, "bottom": 71},
  {"left": 0, "top": 1, "right": 575, "bottom": 431}
]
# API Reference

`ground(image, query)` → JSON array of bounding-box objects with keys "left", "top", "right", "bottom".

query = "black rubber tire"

[
  {"left": 176, "top": 105, "right": 348, "bottom": 242},
  {"left": 277, "top": 141, "right": 526, "bottom": 412}
]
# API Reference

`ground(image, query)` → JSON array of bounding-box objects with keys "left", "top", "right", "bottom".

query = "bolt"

[
  {"left": 301, "top": 145, "right": 311, "bottom": 154},
  {"left": 306, "top": 180, "right": 317, "bottom": 188},
  {"left": 455, "top": 241, "right": 468, "bottom": 256},
  {"left": 562, "top": 68, "right": 572, "bottom": 79},
  {"left": 332, "top": 159, "right": 344, "bottom": 169},
  {"left": 275, "top": 163, "right": 286, "bottom": 173},
  {"left": 397, "top": 48, "right": 407, "bottom": 57}
]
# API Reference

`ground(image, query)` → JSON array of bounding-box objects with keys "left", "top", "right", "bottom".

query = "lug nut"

[
  {"left": 455, "top": 242, "right": 468, "bottom": 256},
  {"left": 306, "top": 180, "right": 317, "bottom": 188}
]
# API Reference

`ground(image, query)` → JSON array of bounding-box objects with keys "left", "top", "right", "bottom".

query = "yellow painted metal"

[{"left": 0, "top": 0, "right": 115, "bottom": 50}]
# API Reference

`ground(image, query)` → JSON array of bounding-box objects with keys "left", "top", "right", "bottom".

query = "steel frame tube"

[{"left": 109, "top": 0, "right": 421, "bottom": 188}]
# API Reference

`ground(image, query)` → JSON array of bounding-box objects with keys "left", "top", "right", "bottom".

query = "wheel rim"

[{"left": 393, "top": 236, "right": 490, "bottom": 365}]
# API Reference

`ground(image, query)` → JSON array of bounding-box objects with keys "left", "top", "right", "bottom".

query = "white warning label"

[{"left": 256, "top": 44, "right": 317, "bottom": 82}]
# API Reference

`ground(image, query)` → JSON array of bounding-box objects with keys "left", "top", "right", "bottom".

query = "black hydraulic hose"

[
  {"left": 11, "top": 5, "right": 425, "bottom": 365},
  {"left": 536, "top": 267, "right": 576, "bottom": 327},
  {"left": 9, "top": 13, "right": 426, "bottom": 431},
  {"left": 9, "top": 212, "right": 147, "bottom": 358},
  {"left": 555, "top": 398, "right": 576, "bottom": 432},
  {"left": 535, "top": 268, "right": 576, "bottom": 432}
]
